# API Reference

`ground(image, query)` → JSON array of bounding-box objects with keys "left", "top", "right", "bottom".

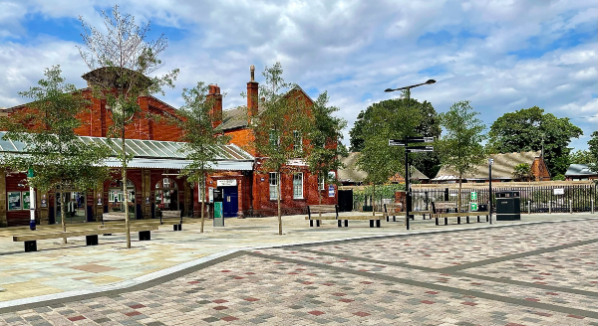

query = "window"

[
  {"left": 7, "top": 192, "right": 22, "bottom": 211},
  {"left": 293, "top": 173, "right": 303, "bottom": 199},
  {"left": 155, "top": 178, "right": 179, "bottom": 211},
  {"left": 293, "top": 130, "right": 302, "bottom": 151},
  {"left": 269, "top": 172, "right": 278, "bottom": 200},
  {"left": 269, "top": 129, "right": 279, "bottom": 147}
]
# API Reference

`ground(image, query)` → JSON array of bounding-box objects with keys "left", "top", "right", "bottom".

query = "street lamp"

[
  {"left": 488, "top": 158, "right": 493, "bottom": 224},
  {"left": 384, "top": 79, "right": 436, "bottom": 228}
]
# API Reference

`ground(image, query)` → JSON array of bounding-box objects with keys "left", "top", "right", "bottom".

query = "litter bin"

[{"left": 495, "top": 191, "right": 520, "bottom": 220}]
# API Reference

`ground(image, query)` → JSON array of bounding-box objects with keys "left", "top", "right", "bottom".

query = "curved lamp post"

[{"left": 384, "top": 79, "right": 436, "bottom": 229}]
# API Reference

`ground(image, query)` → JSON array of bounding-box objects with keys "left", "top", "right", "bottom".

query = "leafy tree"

[
  {"left": 437, "top": 101, "right": 487, "bottom": 210},
  {"left": 588, "top": 131, "right": 598, "bottom": 174},
  {"left": 552, "top": 174, "right": 566, "bottom": 181},
  {"left": 356, "top": 91, "right": 422, "bottom": 215},
  {"left": 165, "top": 82, "right": 231, "bottom": 233},
  {"left": 0, "top": 66, "right": 110, "bottom": 239},
  {"left": 246, "top": 63, "right": 313, "bottom": 235},
  {"left": 569, "top": 150, "right": 594, "bottom": 165},
  {"left": 512, "top": 163, "right": 533, "bottom": 181},
  {"left": 349, "top": 98, "right": 441, "bottom": 177},
  {"left": 78, "top": 5, "right": 179, "bottom": 248},
  {"left": 305, "top": 92, "right": 348, "bottom": 215},
  {"left": 488, "top": 106, "right": 583, "bottom": 176}
]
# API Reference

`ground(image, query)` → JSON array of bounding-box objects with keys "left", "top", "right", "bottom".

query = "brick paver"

[{"left": 1, "top": 218, "right": 597, "bottom": 325}]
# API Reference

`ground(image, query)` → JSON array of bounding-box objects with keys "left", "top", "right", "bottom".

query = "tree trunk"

[
  {"left": 122, "top": 132, "right": 131, "bottom": 249},
  {"left": 200, "top": 175, "right": 205, "bottom": 233},
  {"left": 457, "top": 174, "right": 463, "bottom": 213},
  {"left": 318, "top": 173, "right": 322, "bottom": 219},
  {"left": 372, "top": 184, "right": 376, "bottom": 216},
  {"left": 61, "top": 192, "right": 67, "bottom": 244},
  {"left": 277, "top": 173, "right": 282, "bottom": 236}
]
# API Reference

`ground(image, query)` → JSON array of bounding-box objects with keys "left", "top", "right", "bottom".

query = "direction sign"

[
  {"left": 406, "top": 146, "right": 433, "bottom": 150},
  {"left": 405, "top": 137, "right": 434, "bottom": 143},
  {"left": 389, "top": 139, "right": 406, "bottom": 146}
]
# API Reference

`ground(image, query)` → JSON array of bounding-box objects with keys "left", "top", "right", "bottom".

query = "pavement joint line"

[
  {"left": 246, "top": 251, "right": 598, "bottom": 320},
  {"left": 0, "top": 216, "right": 595, "bottom": 313},
  {"left": 436, "top": 238, "right": 598, "bottom": 273},
  {"left": 296, "top": 248, "right": 598, "bottom": 297}
]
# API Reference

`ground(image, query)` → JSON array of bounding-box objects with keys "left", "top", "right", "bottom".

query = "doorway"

[
  {"left": 220, "top": 186, "right": 238, "bottom": 217},
  {"left": 55, "top": 192, "right": 86, "bottom": 224}
]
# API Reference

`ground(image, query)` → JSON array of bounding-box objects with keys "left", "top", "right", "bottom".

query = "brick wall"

[{"left": 532, "top": 157, "right": 551, "bottom": 181}]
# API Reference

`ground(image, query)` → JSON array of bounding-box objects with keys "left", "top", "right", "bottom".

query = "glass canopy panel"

[
  {"left": 135, "top": 140, "right": 160, "bottom": 157},
  {"left": 128, "top": 140, "right": 151, "bottom": 156},
  {"left": 0, "top": 135, "right": 17, "bottom": 152},
  {"left": 142, "top": 141, "right": 168, "bottom": 157},
  {"left": 10, "top": 139, "right": 26, "bottom": 152},
  {"left": 152, "top": 141, "right": 176, "bottom": 157},
  {"left": 124, "top": 140, "right": 144, "bottom": 156}
]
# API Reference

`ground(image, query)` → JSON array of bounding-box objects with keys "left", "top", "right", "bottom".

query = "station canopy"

[{"left": 0, "top": 132, "right": 254, "bottom": 171}]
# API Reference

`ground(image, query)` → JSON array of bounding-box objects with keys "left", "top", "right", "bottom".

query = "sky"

[{"left": 0, "top": 0, "right": 596, "bottom": 150}]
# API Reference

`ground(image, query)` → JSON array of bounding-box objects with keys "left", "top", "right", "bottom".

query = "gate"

[{"left": 338, "top": 189, "right": 353, "bottom": 212}]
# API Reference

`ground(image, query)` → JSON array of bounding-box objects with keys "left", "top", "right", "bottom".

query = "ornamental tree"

[
  {"left": 0, "top": 66, "right": 111, "bottom": 240},
  {"left": 78, "top": 5, "right": 179, "bottom": 248}
]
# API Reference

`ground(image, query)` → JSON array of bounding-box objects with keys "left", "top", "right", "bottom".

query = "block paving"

[{"left": 1, "top": 219, "right": 597, "bottom": 325}]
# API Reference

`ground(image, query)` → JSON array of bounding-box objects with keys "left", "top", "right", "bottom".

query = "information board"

[
  {"left": 470, "top": 202, "right": 478, "bottom": 211},
  {"left": 470, "top": 192, "right": 477, "bottom": 201}
]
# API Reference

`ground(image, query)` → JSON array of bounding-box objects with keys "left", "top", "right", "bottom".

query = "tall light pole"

[
  {"left": 385, "top": 79, "right": 436, "bottom": 226},
  {"left": 489, "top": 158, "right": 493, "bottom": 224}
]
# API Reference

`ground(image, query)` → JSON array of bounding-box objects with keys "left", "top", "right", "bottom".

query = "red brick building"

[{"left": 0, "top": 66, "right": 336, "bottom": 226}]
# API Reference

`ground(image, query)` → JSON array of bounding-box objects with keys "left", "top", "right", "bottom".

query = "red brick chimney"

[
  {"left": 207, "top": 85, "right": 222, "bottom": 129},
  {"left": 247, "top": 65, "right": 259, "bottom": 122}
]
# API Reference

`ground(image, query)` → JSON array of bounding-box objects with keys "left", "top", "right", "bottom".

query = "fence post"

[
  {"left": 548, "top": 201, "right": 551, "bottom": 214},
  {"left": 570, "top": 199, "right": 572, "bottom": 214}
]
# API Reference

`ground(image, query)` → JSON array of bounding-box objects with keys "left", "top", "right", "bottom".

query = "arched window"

[
  {"left": 108, "top": 179, "right": 136, "bottom": 217},
  {"left": 155, "top": 178, "right": 179, "bottom": 211}
]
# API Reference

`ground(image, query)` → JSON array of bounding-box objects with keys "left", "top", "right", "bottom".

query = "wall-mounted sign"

[
  {"left": 554, "top": 188, "right": 564, "bottom": 195},
  {"left": 209, "top": 187, "right": 214, "bottom": 203},
  {"left": 146, "top": 197, "right": 150, "bottom": 204},
  {"left": 41, "top": 194, "right": 47, "bottom": 208},
  {"left": 217, "top": 179, "right": 237, "bottom": 187},
  {"left": 470, "top": 192, "right": 477, "bottom": 201},
  {"left": 328, "top": 185, "right": 335, "bottom": 197}
]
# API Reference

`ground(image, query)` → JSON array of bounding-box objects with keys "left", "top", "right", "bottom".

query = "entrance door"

[
  {"left": 221, "top": 186, "right": 238, "bottom": 218},
  {"left": 55, "top": 192, "right": 86, "bottom": 224}
]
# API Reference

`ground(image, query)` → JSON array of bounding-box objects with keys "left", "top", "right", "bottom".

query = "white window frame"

[
  {"left": 293, "top": 173, "right": 304, "bottom": 199},
  {"left": 269, "top": 129, "right": 280, "bottom": 147},
  {"left": 293, "top": 130, "right": 302, "bottom": 151},
  {"left": 269, "top": 172, "right": 278, "bottom": 200}
]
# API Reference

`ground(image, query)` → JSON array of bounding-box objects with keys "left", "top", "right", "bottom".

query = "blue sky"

[{"left": 0, "top": 0, "right": 596, "bottom": 152}]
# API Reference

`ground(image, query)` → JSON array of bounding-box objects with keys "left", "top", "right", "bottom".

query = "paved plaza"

[{"left": 0, "top": 213, "right": 597, "bottom": 325}]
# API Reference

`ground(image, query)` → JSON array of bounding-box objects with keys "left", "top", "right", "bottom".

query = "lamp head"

[
  {"left": 384, "top": 88, "right": 394, "bottom": 92},
  {"left": 425, "top": 79, "right": 436, "bottom": 85}
]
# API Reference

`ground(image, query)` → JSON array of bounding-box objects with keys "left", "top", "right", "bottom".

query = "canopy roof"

[{"left": 0, "top": 132, "right": 254, "bottom": 171}]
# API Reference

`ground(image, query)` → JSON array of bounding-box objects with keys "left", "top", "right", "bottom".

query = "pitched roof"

[
  {"left": 565, "top": 164, "right": 596, "bottom": 176},
  {"left": 432, "top": 151, "right": 541, "bottom": 181},
  {"left": 338, "top": 152, "right": 428, "bottom": 183}
]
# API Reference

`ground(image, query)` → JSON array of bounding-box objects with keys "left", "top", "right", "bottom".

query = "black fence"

[{"left": 411, "top": 184, "right": 598, "bottom": 213}]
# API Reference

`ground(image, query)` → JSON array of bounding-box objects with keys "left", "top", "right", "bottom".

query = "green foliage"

[
  {"left": 348, "top": 97, "right": 441, "bottom": 178},
  {"left": 353, "top": 184, "right": 406, "bottom": 201},
  {"left": 246, "top": 62, "right": 313, "bottom": 234},
  {"left": 0, "top": 66, "right": 111, "bottom": 233},
  {"left": 305, "top": 92, "right": 348, "bottom": 205},
  {"left": 512, "top": 163, "right": 533, "bottom": 181},
  {"left": 488, "top": 106, "right": 583, "bottom": 176},
  {"left": 552, "top": 174, "right": 566, "bottom": 181},
  {"left": 588, "top": 131, "right": 598, "bottom": 173},
  {"left": 569, "top": 150, "right": 594, "bottom": 165},
  {"left": 437, "top": 101, "right": 487, "bottom": 209}
]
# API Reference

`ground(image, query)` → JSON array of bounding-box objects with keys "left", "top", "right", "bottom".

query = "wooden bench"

[
  {"left": 101, "top": 218, "right": 184, "bottom": 231},
  {"left": 306, "top": 205, "right": 383, "bottom": 228},
  {"left": 13, "top": 224, "right": 159, "bottom": 252},
  {"left": 383, "top": 204, "right": 433, "bottom": 222},
  {"left": 430, "top": 202, "right": 489, "bottom": 225},
  {"left": 431, "top": 201, "right": 469, "bottom": 213}
]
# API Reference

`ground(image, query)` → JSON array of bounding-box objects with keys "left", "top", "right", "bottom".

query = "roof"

[
  {"left": 0, "top": 132, "right": 254, "bottom": 171},
  {"left": 565, "top": 164, "right": 596, "bottom": 176},
  {"left": 218, "top": 85, "right": 314, "bottom": 131},
  {"left": 432, "top": 151, "right": 542, "bottom": 181},
  {"left": 338, "top": 152, "right": 428, "bottom": 183}
]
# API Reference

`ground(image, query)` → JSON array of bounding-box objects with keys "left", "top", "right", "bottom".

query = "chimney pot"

[{"left": 250, "top": 65, "right": 255, "bottom": 82}]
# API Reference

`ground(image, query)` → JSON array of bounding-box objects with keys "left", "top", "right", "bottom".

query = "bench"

[
  {"left": 101, "top": 218, "right": 184, "bottom": 231},
  {"left": 306, "top": 205, "right": 383, "bottom": 228},
  {"left": 13, "top": 224, "right": 159, "bottom": 252},
  {"left": 430, "top": 202, "right": 489, "bottom": 226},
  {"left": 431, "top": 201, "right": 469, "bottom": 213}
]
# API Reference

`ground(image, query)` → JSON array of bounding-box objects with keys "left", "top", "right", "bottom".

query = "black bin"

[{"left": 495, "top": 191, "right": 520, "bottom": 221}]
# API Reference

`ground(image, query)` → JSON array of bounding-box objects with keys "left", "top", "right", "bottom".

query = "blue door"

[{"left": 221, "top": 186, "right": 238, "bottom": 218}]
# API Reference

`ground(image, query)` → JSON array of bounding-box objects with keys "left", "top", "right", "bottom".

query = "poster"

[
  {"left": 41, "top": 194, "right": 47, "bottom": 208},
  {"left": 23, "top": 192, "right": 31, "bottom": 210},
  {"left": 328, "top": 185, "right": 335, "bottom": 197},
  {"left": 8, "top": 192, "right": 22, "bottom": 211}
]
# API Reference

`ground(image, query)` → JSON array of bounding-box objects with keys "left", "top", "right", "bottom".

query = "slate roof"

[
  {"left": 565, "top": 164, "right": 596, "bottom": 176},
  {"left": 338, "top": 152, "right": 428, "bottom": 183},
  {"left": 432, "top": 151, "right": 542, "bottom": 181}
]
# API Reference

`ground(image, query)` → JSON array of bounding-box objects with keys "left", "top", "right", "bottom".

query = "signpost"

[
  {"left": 213, "top": 188, "right": 224, "bottom": 227},
  {"left": 389, "top": 137, "right": 434, "bottom": 230},
  {"left": 27, "top": 168, "right": 36, "bottom": 231}
]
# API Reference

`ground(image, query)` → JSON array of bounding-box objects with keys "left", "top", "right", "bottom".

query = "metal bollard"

[
  {"left": 592, "top": 200, "right": 595, "bottom": 215},
  {"left": 570, "top": 200, "right": 572, "bottom": 214},
  {"left": 528, "top": 200, "right": 531, "bottom": 215},
  {"left": 548, "top": 201, "right": 551, "bottom": 214}
]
